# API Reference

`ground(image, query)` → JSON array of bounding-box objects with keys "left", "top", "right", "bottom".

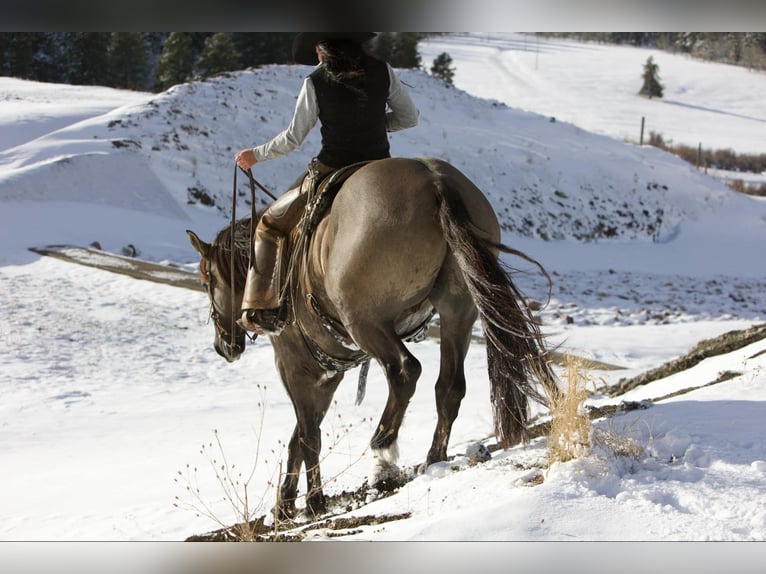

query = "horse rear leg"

[
  {"left": 348, "top": 324, "right": 422, "bottom": 488},
  {"left": 427, "top": 259, "right": 477, "bottom": 465}
]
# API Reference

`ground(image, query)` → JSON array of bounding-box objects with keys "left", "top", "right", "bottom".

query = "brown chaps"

[{"left": 241, "top": 158, "right": 335, "bottom": 312}]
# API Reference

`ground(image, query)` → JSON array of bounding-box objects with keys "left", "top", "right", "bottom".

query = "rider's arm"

[
  {"left": 385, "top": 64, "right": 419, "bottom": 132},
  {"left": 251, "top": 77, "right": 319, "bottom": 161}
]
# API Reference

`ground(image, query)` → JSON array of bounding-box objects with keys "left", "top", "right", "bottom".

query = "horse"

[{"left": 187, "top": 157, "right": 558, "bottom": 519}]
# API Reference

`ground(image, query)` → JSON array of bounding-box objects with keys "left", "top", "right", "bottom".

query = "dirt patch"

[
  {"left": 608, "top": 322, "right": 766, "bottom": 396},
  {"left": 184, "top": 481, "right": 410, "bottom": 542},
  {"left": 29, "top": 245, "right": 204, "bottom": 292},
  {"left": 186, "top": 511, "right": 411, "bottom": 542}
]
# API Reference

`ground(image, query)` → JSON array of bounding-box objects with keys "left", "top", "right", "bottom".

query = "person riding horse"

[{"left": 234, "top": 32, "right": 419, "bottom": 335}]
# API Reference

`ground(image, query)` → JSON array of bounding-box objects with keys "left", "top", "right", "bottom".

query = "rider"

[{"left": 235, "top": 32, "right": 419, "bottom": 335}]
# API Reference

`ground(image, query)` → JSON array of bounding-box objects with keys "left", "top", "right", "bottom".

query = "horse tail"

[{"left": 422, "top": 159, "right": 559, "bottom": 448}]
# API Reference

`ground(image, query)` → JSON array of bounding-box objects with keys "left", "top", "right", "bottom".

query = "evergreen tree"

[
  {"left": 10, "top": 33, "right": 35, "bottom": 79},
  {"left": 155, "top": 32, "right": 193, "bottom": 90},
  {"left": 232, "top": 32, "right": 292, "bottom": 67},
  {"left": 194, "top": 33, "right": 240, "bottom": 79},
  {"left": 108, "top": 32, "right": 149, "bottom": 90},
  {"left": 368, "top": 32, "right": 396, "bottom": 62},
  {"left": 69, "top": 33, "right": 111, "bottom": 85},
  {"left": 741, "top": 33, "right": 766, "bottom": 69},
  {"left": 29, "top": 33, "right": 70, "bottom": 83},
  {"left": 430, "top": 51, "right": 455, "bottom": 84},
  {"left": 368, "top": 33, "right": 422, "bottom": 68},
  {"left": 0, "top": 34, "right": 7, "bottom": 75},
  {"left": 390, "top": 33, "right": 422, "bottom": 68},
  {"left": 639, "top": 56, "right": 664, "bottom": 98}
]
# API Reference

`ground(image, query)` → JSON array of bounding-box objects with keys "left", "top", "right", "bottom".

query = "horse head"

[{"left": 187, "top": 228, "right": 252, "bottom": 362}]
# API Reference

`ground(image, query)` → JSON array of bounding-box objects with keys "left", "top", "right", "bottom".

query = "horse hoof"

[
  {"left": 373, "top": 473, "right": 406, "bottom": 492},
  {"left": 273, "top": 502, "right": 296, "bottom": 522},
  {"left": 371, "top": 464, "right": 406, "bottom": 492},
  {"left": 304, "top": 493, "right": 327, "bottom": 519}
]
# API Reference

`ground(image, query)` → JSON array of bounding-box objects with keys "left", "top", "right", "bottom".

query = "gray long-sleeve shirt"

[{"left": 251, "top": 64, "right": 419, "bottom": 162}]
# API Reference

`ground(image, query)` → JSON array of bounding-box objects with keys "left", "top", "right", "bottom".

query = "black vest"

[{"left": 309, "top": 55, "right": 391, "bottom": 167}]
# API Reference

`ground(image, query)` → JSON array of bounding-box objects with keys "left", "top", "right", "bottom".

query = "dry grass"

[
  {"left": 591, "top": 421, "right": 645, "bottom": 460},
  {"left": 174, "top": 390, "right": 374, "bottom": 541},
  {"left": 544, "top": 353, "right": 592, "bottom": 466},
  {"left": 540, "top": 352, "right": 649, "bottom": 473},
  {"left": 173, "top": 383, "right": 283, "bottom": 541}
]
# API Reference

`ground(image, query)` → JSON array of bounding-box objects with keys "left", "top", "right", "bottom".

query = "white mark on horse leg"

[
  {"left": 370, "top": 442, "right": 401, "bottom": 485},
  {"left": 374, "top": 441, "right": 399, "bottom": 465}
]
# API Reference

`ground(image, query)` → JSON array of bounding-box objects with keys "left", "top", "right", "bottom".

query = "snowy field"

[{"left": 1, "top": 33, "right": 766, "bottom": 553}]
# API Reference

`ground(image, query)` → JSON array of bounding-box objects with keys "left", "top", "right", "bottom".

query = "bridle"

[
  {"left": 204, "top": 165, "right": 277, "bottom": 355},
  {"left": 202, "top": 258, "right": 252, "bottom": 353}
]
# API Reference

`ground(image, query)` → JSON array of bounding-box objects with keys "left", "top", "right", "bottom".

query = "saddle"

[{"left": 304, "top": 160, "right": 371, "bottom": 235}]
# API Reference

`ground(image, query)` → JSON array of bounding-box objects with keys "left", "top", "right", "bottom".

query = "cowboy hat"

[{"left": 291, "top": 33, "right": 376, "bottom": 65}]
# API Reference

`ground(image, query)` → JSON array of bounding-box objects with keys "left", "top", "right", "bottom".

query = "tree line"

[
  {"left": 541, "top": 33, "right": 766, "bottom": 70},
  {"left": 0, "top": 32, "right": 425, "bottom": 92}
]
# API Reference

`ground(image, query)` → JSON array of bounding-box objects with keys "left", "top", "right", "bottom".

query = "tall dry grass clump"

[{"left": 544, "top": 353, "right": 591, "bottom": 466}]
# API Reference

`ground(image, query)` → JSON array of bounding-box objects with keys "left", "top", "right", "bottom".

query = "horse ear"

[{"left": 186, "top": 230, "right": 210, "bottom": 258}]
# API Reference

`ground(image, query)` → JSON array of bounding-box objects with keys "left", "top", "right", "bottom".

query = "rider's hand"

[{"left": 235, "top": 149, "right": 257, "bottom": 171}]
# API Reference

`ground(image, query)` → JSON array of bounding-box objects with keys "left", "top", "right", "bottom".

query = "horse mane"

[{"left": 210, "top": 217, "right": 254, "bottom": 291}]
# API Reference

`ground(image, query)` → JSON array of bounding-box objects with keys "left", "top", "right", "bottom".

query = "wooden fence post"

[{"left": 640, "top": 116, "right": 645, "bottom": 145}]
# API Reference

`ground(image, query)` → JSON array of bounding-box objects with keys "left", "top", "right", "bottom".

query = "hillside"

[{"left": 1, "top": 64, "right": 752, "bottom": 260}]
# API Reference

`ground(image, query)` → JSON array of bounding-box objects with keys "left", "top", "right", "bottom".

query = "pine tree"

[
  {"left": 390, "top": 33, "right": 422, "bottom": 69},
  {"left": 108, "top": 32, "right": 149, "bottom": 90},
  {"left": 194, "top": 33, "right": 240, "bottom": 79},
  {"left": 368, "top": 32, "right": 396, "bottom": 63},
  {"left": 231, "top": 32, "right": 292, "bottom": 67},
  {"left": 0, "top": 34, "right": 7, "bottom": 75},
  {"left": 29, "top": 33, "right": 70, "bottom": 83},
  {"left": 430, "top": 52, "right": 455, "bottom": 85},
  {"left": 368, "top": 33, "right": 422, "bottom": 68},
  {"left": 10, "top": 33, "right": 35, "bottom": 79},
  {"left": 70, "top": 33, "right": 111, "bottom": 85},
  {"left": 155, "top": 32, "right": 193, "bottom": 90},
  {"left": 639, "top": 56, "right": 664, "bottom": 99}
]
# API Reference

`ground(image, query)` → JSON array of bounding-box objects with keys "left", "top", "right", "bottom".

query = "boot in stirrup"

[
  {"left": 240, "top": 231, "right": 286, "bottom": 335},
  {"left": 240, "top": 268, "right": 286, "bottom": 335}
]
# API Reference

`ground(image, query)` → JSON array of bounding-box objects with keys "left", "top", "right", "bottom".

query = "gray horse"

[{"left": 187, "top": 157, "right": 558, "bottom": 519}]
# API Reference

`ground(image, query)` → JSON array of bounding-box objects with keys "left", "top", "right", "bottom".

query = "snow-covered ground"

[
  {"left": 1, "top": 34, "right": 765, "bottom": 546},
  {"left": 420, "top": 33, "right": 766, "bottom": 194}
]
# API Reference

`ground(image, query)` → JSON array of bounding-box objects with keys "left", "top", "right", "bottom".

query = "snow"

[{"left": 1, "top": 33, "right": 765, "bottom": 547}]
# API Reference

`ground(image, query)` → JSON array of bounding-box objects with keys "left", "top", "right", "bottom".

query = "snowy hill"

[{"left": 2, "top": 59, "right": 760, "bottom": 265}]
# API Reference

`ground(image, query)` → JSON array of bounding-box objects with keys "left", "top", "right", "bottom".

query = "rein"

[
  {"left": 228, "top": 164, "right": 277, "bottom": 350},
  {"left": 229, "top": 165, "right": 238, "bottom": 352}
]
